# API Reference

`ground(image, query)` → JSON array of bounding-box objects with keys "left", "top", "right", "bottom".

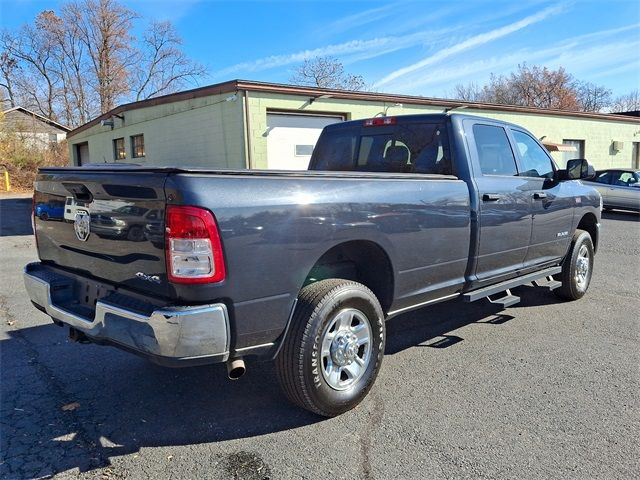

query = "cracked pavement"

[{"left": 1, "top": 193, "right": 638, "bottom": 479}]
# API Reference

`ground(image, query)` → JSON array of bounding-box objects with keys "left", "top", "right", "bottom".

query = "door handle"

[
  {"left": 482, "top": 193, "right": 501, "bottom": 202},
  {"left": 533, "top": 192, "right": 547, "bottom": 200}
]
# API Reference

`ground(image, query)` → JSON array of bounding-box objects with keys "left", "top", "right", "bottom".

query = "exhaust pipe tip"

[
  {"left": 227, "top": 358, "right": 246, "bottom": 380},
  {"left": 69, "top": 327, "right": 91, "bottom": 344}
]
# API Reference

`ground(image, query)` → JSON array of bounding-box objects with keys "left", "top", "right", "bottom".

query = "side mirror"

[{"left": 566, "top": 158, "right": 595, "bottom": 180}]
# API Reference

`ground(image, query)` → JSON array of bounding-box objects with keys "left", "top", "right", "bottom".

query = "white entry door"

[{"left": 266, "top": 113, "right": 343, "bottom": 170}]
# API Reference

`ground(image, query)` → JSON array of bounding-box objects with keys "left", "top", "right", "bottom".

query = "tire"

[
  {"left": 39, "top": 212, "right": 48, "bottom": 221},
  {"left": 127, "top": 225, "right": 144, "bottom": 242},
  {"left": 554, "top": 229, "right": 594, "bottom": 300},
  {"left": 276, "top": 279, "right": 385, "bottom": 417}
]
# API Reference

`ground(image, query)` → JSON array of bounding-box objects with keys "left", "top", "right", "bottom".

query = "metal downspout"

[{"left": 242, "top": 90, "right": 253, "bottom": 169}]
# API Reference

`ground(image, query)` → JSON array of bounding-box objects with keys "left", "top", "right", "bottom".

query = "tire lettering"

[{"left": 312, "top": 333, "right": 322, "bottom": 388}]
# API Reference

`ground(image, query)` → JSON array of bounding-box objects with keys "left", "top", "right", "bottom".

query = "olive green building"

[{"left": 66, "top": 80, "right": 640, "bottom": 171}]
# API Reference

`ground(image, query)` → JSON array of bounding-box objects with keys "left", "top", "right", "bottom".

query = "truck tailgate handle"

[
  {"left": 482, "top": 193, "right": 501, "bottom": 202},
  {"left": 533, "top": 192, "right": 548, "bottom": 200}
]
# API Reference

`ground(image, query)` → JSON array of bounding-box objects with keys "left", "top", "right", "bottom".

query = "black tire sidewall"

[
  {"left": 566, "top": 231, "right": 594, "bottom": 299},
  {"left": 127, "top": 226, "right": 144, "bottom": 242},
  {"left": 301, "top": 285, "right": 384, "bottom": 415}
]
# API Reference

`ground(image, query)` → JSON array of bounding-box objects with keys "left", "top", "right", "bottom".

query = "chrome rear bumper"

[{"left": 24, "top": 262, "right": 230, "bottom": 366}]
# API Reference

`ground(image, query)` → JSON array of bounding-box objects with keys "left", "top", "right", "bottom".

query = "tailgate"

[{"left": 34, "top": 169, "right": 172, "bottom": 298}]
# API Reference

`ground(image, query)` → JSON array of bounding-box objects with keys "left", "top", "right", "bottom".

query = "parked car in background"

[
  {"left": 34, "top": 200, "right": 65, "bottom": 221},
  {"left": 91, "top": 206, "right": 162, "bottom": 242},
  {"left": 584, "top": 169, "right": 640, "bottom": 212}
]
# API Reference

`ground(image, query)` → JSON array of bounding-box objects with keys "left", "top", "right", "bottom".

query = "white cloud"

[
  {"left": 383, "top": 26, "right": 640, "bottom": 96},
  {"left": 373, "top": 3, "right": 567, "bottom": 88},
  {"left": 323, "top": 2, "right": 402, "bottom": 36},
  {"left": 215, "top": 28, "right": 455, "bottom": 77}
]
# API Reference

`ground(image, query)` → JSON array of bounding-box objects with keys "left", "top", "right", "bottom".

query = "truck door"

[
  {"left": 509, "top": 129, "right": 574, "bottom": 267},
  {"left": 465, "top": 121, "right": 532, "bottom": 282}
]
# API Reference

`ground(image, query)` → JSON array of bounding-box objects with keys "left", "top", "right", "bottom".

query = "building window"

[
  {"left": 113, "top": 138, "right": 126, "bottom": 160},
  {"left": 131, "top": 134, "right": 145, "bottom": 158},
  {"left": 562, "top": 139, "right": 585, "bottom": 165},
  {"left": 632, "top": 142, "right": 640, "bottom": 169},
  {"left": 295, "top": 144, "right": 314, "bottom": 156}
]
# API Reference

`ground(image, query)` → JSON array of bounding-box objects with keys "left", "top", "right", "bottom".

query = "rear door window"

[
  {"left": 312, "top": 122, "right": 451, "bottom": 174},
  {"left": 472, "top": 124, "right": 518, "bottom": 176},
  {"left": 595, "top": 172, "right": 614, "bottom": 184}
]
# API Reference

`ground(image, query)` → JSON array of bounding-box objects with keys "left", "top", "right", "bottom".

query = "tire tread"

[
  {"left": 554, "top": 229, "right": 593, "bottom": 300},
  {"left": 276, "top": 279, "right": 381, "bottom": 416}
]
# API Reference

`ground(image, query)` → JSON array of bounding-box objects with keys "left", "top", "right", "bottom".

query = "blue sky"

[{"left": 2, "top": 0, "right": 639, "bottom": 98}]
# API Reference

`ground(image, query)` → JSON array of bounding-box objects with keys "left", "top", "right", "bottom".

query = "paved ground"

[{"left": 1, "top": 194, "right": 638, "bottom": 480}]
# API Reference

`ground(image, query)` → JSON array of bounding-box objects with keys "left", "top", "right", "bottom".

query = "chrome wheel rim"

[
  {"left": 320, "top": 308, "right": 372, "bottom": 391},
  {"left": 575, "top": 244, "right": 590, "bottom": 290}
]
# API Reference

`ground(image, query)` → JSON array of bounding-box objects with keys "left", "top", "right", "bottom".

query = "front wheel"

[
  {"left": 554, "top": 229, "right": 594, "bottom": 300},
  {"left": 276, "top": 279, "right": 385, "bottom": 417}
]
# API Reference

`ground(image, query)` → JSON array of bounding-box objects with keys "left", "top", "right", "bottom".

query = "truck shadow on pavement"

[
  {"left": 0, "top": 197, "right": 33, "bottom": 236},
  {"left": 0, "top": 285, "right": 563, "bottom": 478},
  {"left": 601, "top": 210, "right": 639, "bottom": 222}
]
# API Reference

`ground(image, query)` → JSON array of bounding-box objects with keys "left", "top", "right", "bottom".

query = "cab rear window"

[{"left": 311, "top": 122, "right": 451, "bottom": 174}]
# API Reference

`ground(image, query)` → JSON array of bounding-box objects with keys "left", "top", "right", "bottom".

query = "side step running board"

[
  {"left": 463, "top": 266, "right": 562, "bottom": 304},
  {"left": 533, "top": 276, "right": 562, "bottom": 291},
  {"left": 487, "top": 289, "right": 520, "bottom": 308}
]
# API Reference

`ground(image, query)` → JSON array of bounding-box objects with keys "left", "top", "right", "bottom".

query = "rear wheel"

[
  {"left": 276, "top": 279, "right": 385, "bottom": 417},
  {"left": 127, "top": 225, "right": 144, "bottom": 242},
  {"left": 554, "top": 229, "right": 594, "bottom": 300}
]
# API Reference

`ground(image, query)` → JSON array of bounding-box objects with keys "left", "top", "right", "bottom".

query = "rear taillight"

[
  {"left": 165, "top": 205, "right": 225, "bottom": 284},
  {"left": 363, "top": 117, "right": 397, "bottom": 127}
]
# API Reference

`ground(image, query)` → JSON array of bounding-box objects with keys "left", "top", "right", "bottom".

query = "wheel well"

[
  {"left": 577, "top": 213, "right": 599, "bottom": 252},
  {"left": 304, "top": 241, "right": 394, "bottom": 313}
]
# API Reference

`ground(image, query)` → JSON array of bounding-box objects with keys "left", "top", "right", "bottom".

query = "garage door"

[{"left": 266, "top": 113, "right": 343, "bottom": 170}]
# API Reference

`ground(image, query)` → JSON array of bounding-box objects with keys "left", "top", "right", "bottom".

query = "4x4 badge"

[{"left": 74, "top": 210, "right": 91, "bottom": 242}]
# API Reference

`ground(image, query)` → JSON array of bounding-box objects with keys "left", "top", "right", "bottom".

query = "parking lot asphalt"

[{"left": 1, "top": 194, "right": 638, "bottom": 480}]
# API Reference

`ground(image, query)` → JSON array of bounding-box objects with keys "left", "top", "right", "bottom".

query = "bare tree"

[
  {"left": 54, "top": 3, "right": 95, "bottom": 125},
  {"left": 133, "top": 21, "right": 206, "bottom": 101},
  {"left": 610, "top": 90, "right": 640, "bottom": 112},
  {"left": 449, "top": 64, "right": 613, "bottom": 112},
  {"left": 499, "top": 64, "right": 579, "bottom": 110},
  {"left": 576, "top": 82, "right": 612, "bottom": 112},
  {"left": 290, "top": 56, "right": 367, "bottom": 91},
  {"left": 69, "top": 0, "right": 138, "bottom": 113},
  {"left": 1, "top": 0, "right": 207, "bottom": 127},
  {"left": 1, "top": 11, "right": 63, "bottom": 120},
  {"left": 0, "top": 51, "right": 19, "bottom": 108},
  {"left": 451, "top": 82, "right": 483, "bottom": 101}
]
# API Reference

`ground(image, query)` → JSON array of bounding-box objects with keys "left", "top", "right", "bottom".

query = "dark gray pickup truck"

[{"left": 25, "top": 113, "right": 601, "bottom": 416}]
